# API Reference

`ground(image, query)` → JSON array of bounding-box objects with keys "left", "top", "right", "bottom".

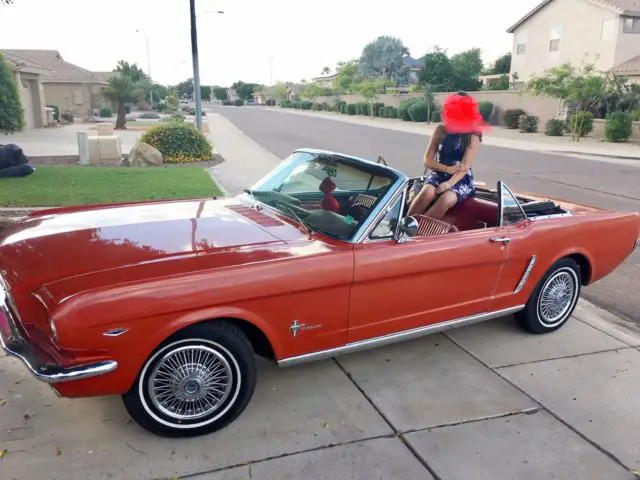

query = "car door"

[{"left": 348, "top": 184, "right": 511, "bottom": 343}]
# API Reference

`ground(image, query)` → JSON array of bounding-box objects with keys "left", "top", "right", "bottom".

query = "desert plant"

[
  {"left": 604, "top": 111, "right": 633, "bottom": 142},
  {"left": 503, "top": 109, "right": 527, "bottom": 129},
  {"left": 545, "top": 119, "right": 566, "bottom": 136},
  {"left": 0, "top": 53, "right": 25, "bottom": 134},
  {"left": 99, "top": 107, "right": 113, "bottom": 118},
  {"left": 518, "top": 114, "right": 539, "bottom": 133},
  {"left": 101, "top": 75, "right": 144, "bottom": 129},
  {"left": 569, "top": 111, "right": 594, "bottom": 137},
  {"left": 408, "top": 100, "right": 428, "bottom": 122},
  {"left": 478, "top": 101, "right": 494, "bottom": 123},
  {"left": 140, "top": 122, "right": 213, "bottom": 163}
]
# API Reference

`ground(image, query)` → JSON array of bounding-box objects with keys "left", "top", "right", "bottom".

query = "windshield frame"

[{"left": 243, "top": 149, "right": 407, "bottom": 243}]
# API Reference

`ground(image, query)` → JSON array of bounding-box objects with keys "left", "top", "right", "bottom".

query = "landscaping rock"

[{"left": 127, "top": 142, "right": 163, "bottom": 167}]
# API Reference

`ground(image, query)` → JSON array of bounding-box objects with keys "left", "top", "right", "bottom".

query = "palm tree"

[{"left": 101, "top": 75, "right": 144, "bottom": 129}]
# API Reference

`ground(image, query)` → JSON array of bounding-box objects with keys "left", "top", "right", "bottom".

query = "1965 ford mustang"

[{"left": 1, "top": 148, "right": 639, "bottom": 437}]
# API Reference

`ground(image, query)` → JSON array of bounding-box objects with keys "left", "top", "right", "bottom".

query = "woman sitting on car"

[{"left": 407, "top": 92, "right": 487, "bottom": 220}]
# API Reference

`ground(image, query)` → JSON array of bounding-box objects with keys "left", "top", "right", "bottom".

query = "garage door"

[{"left": 19, "top": 78, "right": 36, "bottom": 129}]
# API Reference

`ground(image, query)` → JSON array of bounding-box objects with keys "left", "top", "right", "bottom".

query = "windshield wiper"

[
  {"left": 274, "top": 202, "right": 314, "bottom": 236},
  {"left": 243, "top": 189, "right": 263, "bottom": 210}
]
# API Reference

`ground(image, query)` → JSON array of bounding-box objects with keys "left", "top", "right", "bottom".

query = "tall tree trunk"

[{"left": 115, "top": 102, "right": 127, "bottom": 130}]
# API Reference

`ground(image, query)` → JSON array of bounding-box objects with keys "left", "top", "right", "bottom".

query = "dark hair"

[{"left": 456, "top": 91, "right": 468, "bottom": 96}]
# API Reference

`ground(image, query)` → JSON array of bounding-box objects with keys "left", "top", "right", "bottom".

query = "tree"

[
  {"left": 200, "top": 85, "right": 212, "bottom": 101},
  {"left": 359, "top": 36, "right": 409, "bottom": 82},
  {"left": 451, "top": 48, "right": 483, "bottom": 91},
  {"left": 115, "top": 60, "right": 148, "bottom": 83},
  {"left": 212, "top": 86, "right": 227, "bottom": 101},
  {"left": 333, "top": 60, "right": 362, "bottom": 94},
  {"left": 526, "top": 63, "right": 608, "bottom": 141},
  {"left": 321, "top": 66, "right": 330, "bottom": 75},
  {"left": 491, "top": 52, "right": 512, "bottom": 75},
  {"left": 175, "top": 78, "right": 195, "bottom": 98},
  {"left": 0, "top": 0, "right": 14, "bottom": 4},
  {"left": 356, "top": 78, "right": 386, "bottom": 117},
  {"left": 420, "top": 47, "right": 456, "bottom": 92},
  {"left": 231, "top": 81, "right": 261, "bottom": 101},
  {"left": 271, "top": 83, "right": 288, "bottom": 103},
  {"left": 0, "top": 53, "right": 25, "bottom": 134},
  {"left": 302, "top": 83, "right": 326, "bottom": 104},
  {"left": 166, "top": 95, "right": 179, "bottom": 111},
  {"left": 101, "top": 75, "right": 144, "bottom": 129}
]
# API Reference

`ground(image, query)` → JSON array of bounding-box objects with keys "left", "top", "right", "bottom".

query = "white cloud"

[{"left": 0, "top": 0, "right": 541, "bottom": 86}]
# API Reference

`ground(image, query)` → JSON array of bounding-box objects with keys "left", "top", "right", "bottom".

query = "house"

[
  {"left": 2, "top": 51, "right": 49, "bottom": 129},
  {"left": 1, "top": 49, "right": 108, "bottom": 117},
  {"left": 226, "top": 88, "right": 239, "bottom": 101},
  {"left": 286, "top": 83, "right": 304, "bottom": 101},
  {"left": 608, "top": 53, "right": 640, "bottom": 81},
  {"left": 310, "top": 72, "right": 338, "bottom": 88},
  {"left": 507, "top": 0, "right": 640, "bottom": 86},
  {"left": 404, "top": 56, "right": 423, "bottom": 85}
]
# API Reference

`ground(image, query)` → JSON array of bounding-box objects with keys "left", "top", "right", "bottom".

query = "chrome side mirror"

[{"left": 396, "top": 216, "right": 419, "bottom": 241}]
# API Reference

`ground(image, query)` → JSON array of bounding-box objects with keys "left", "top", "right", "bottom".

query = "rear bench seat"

[{"left": 441, "top": 197, "right": 499, "bottom": 231}]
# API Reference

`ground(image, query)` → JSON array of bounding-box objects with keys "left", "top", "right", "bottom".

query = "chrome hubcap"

[
  {"left": 539, "top": 270, "right": 576, "bottom": 326},
  {"left": 148, "top": 345, "right": 233, "bottom": 421}
]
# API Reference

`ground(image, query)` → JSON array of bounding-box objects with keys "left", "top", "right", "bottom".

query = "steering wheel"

[{"left": 347, "top": 203, "right": 369, "bottom": 222}]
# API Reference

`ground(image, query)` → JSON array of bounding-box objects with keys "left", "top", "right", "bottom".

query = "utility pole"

[{"left": 136, "top": 29, "right": 153, "bottom": 105}]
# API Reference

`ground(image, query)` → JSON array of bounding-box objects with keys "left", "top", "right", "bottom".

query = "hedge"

[{"left": 140, "top": 122, "right": 213, "bottom": 163}]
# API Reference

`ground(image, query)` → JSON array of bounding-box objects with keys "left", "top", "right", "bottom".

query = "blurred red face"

[{"left": 442, "top": 94, "right": 487, "bottom": 134}]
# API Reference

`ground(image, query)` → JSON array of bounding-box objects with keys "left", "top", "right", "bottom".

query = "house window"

[
  {"left": 516, "top": 43, "right": 526, "bottom": 55},
  {"left": 549, "top": 39, "right": 560, "bottom": 51},
  {"left": 623, "top": 17, "right": 640, "bottom": 33},
  {"left": 549, "top": 25, "right": 562, "bottom": 51}
]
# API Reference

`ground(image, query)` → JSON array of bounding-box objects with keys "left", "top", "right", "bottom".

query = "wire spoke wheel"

[
  {"left": 537, "top": 269, "right": 578, "bottom": 327},
  {"left": 148, "top": 345, "right": 233, "bottom": 421}
]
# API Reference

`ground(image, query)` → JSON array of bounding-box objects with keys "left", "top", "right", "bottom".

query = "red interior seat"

[
  {"left": 414, "top": 215, "right": 459, "bottom": 237},
  {"left": 442, "top": 197, "right": 499, "bottom": 231}
]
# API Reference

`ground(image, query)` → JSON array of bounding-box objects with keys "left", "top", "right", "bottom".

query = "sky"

[{"left": 0, "top": 0, "right": 542, "bottom": 87}]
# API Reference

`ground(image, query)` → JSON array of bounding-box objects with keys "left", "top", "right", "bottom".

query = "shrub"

[
  {"left": 222, "top": 99, "right": 233, "bottom": 106},
  {"left": 125, "top": 105, "right": 131, "bottom": 114},
  {"left": 633, "top": 108, "right": 640, "bottom": 122},
  {"left": 399, "top": 98, "right": 421, "bottom": 121},
  {"left": 47, "top": 104, "right": 60, "bottom": 121},
  {"left": 234, "top": 99, "right": 244, "bottom": 106},
  {"left": 333, "top": 99, "right": 346, "bottom": 112},
  {"left": 265, "top": 99, "right": 276, "bottom": 106},
  {"left": 138, "top": 112, "right": 161, "bottom": 119},
  {"left": 358, "top": 102, "right": 370, "bottom": 116},
  {"left": 301, "top": 100, "right": 313, "bottom": 110},
  {"left": 478, "top": 101, "right": 493, "bottom": 123},
  {"left": 60, "top": 112, "right": 74, "bottom": 123},
  {"left": 605, "top": 111, "right": 633, "bottom": 142},
  {"left": 373, "top": 102, "right": 385, "bottom": 117},
  {"left": 137, "top": 99, "right": 152, "bottom": 111},
  {"left": 408, "top": 100, "right": 428, "bottom": 122},
  {"left": 545, "top": 119, "right": 566, "bottom": 136},
  {"left": 503, "top": 109, "right": 527, "bottom": 129},
  {"left": 170, "top": 112, "right": 185, "bottom": 121},
  {"left": 339, "top": 103, "right": 347, "bottom": 114},
  {"left": 518, "top": 114, "right": 539, "bottom": 133},
  {"left": 431, "top": 110, "right": 441, "bottom": 122},
  {"left": 569, "top": 111, "right": 594, "bottom": 137},
  {"left": 140, "top": 122, "right": 213, "bottom": 163},
  {"left": 99, "top": 107, "right": 113, "bottom": 118},
  {"left": 166, "top": 95, "right": 179, "bottom": 111},
  {"left": 346, "top": 104, "right": 356, "bottom": 115},
  {"left": 0, "top": 53, "right": 25, "bottom": 134},
  {"left": 386, "top": 106, "right": 398, "bottom": 119}
]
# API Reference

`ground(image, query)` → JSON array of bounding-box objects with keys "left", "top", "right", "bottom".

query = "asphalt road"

[{"left": 211, "top": 106, "right": 640, "bottom": 324}]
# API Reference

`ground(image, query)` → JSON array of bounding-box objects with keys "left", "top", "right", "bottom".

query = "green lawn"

[{"left": 0, "top": 165, "right": 222, "bottom": 208}]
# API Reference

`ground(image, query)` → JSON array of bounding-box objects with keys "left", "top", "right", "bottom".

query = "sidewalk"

[
  {"left": 260, "top": 107, "right": 640, "bottom": 163},
  {"left": 1, "top": 114, "right": 638, "bottom": 479},
  {"left": 1, "top": 299, "right": 638, "bottom": 480}
]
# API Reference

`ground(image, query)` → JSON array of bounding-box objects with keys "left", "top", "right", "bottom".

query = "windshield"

[{"left": 247, "top": 151, "right": 397, "bottom": 240}]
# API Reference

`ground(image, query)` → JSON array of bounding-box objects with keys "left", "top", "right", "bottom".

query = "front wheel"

[
  {"left": 515, "top": 258, "right": 581, "bottom": 334},
  {"left": 122, "top": 321, "right": 257, "bottom": 437}
]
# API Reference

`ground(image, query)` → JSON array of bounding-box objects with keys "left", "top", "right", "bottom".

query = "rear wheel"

[
  {"left": 516, "top": 258, "right": 581, "bottom": 334},
  {"left": 122, "top": 321, "right": 257, "bottom": 437}
]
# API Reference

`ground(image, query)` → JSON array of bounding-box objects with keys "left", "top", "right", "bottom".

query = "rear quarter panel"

[{"left": 491, "top": 211, "right": 640, "bottom": 311}]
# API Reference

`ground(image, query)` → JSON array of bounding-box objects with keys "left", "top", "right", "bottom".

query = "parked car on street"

[{"left": 1, "top": 148, "right": 639, "bottom": 437}]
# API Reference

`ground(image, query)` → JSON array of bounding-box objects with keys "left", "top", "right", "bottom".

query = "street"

[{"left": 212, "top": 105, "right": 640, "bottom": 325}]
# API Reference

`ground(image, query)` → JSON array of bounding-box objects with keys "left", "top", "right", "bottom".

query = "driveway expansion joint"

[{"left": 490, "top": 345, "right": 637, "bottom": 369}]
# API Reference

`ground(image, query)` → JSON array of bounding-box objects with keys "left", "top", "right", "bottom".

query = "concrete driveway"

[
  {"left": 1, "top": 300, "right": 638, "bottom": 479},
  {"left": 1, "top": 114, "right": 639, "bottom": 479}
]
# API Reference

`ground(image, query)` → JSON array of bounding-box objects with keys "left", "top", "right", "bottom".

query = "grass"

[{"left": 0, "top": 165, "right": 222, "bottom": 208}]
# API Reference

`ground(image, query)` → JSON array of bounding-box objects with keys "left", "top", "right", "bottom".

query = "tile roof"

[
  {"left": 1, "top": 50, "right": 47, "bottom": 72},
  {"left": 91, "top": 71, "right": 118, "bottom": 82},
  {"left": 507, "top": 0, "right": 640, "bottom": 33},
  {"left": 0, "top": 49, "right": 107, "bottom": 84},
  {"left": 609, "top": 54, "right": 640, "bottom": 73}
]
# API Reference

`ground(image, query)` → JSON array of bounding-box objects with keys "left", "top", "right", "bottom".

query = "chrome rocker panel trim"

[
  {"left": 278, "top": 305, "right": 525, "bottom": 367},
  {"left": 0, "top": 286, "right": 118, "bottom": 385}
]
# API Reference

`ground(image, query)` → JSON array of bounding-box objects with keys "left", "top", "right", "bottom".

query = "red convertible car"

[{"left": 1, "top": 148, "right": 639, "bottom": 437}]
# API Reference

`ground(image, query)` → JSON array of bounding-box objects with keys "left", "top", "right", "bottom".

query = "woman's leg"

[
  {"left": 425, "top": 191, "right": 458, "bottom": 219},
  {"left": 407, "top": 184, "right": 437, "bottom": 216}
]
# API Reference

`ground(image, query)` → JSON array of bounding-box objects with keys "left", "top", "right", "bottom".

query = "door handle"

[{"left": 490, "top": 236, "right": 511, "bottom": 244}]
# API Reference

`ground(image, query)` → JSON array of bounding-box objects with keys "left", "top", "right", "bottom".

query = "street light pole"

[
  {"left": 136, "top": 29, "right": 153, "bottom": 105},
  {"left": 189, "top": 0, "right": 203, "bottom": 131}
]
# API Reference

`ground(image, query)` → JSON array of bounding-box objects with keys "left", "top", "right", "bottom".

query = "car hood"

[{"left": 0, "top": 197, "right": 303, "bottom": 291}]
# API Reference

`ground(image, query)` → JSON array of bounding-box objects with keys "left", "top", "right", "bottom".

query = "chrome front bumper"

[{"left": 0, "top": 283, "right": 118, "bottom": 384}]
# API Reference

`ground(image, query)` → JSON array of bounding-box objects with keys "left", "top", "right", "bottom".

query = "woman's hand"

[
  {"left": 435, "top": 181, "right": 451, "bottom": 194},
  {"left": 446, "top": 165, "right": 468, "bottom": 175}
]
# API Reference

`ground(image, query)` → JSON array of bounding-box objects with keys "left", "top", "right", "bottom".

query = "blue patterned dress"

[{"left": 424, "top": 132, "right": 478, "bottom": 205}]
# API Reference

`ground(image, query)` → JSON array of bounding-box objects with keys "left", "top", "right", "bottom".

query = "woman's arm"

[
  {"left": 436, "top": 134, "right": 481, "bottom": 193},
  {"left": 423, "top": 126, "right": 456, "bottom": 174}
]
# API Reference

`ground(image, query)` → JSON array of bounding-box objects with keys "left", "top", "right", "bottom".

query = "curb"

[{"left": 573, "top": 298, "right": 640, "bottom": 345}]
